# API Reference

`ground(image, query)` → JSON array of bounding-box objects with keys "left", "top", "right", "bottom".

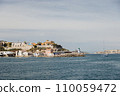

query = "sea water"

[{"left": 0, "top": 54, "right": 120, "bottom": 80}]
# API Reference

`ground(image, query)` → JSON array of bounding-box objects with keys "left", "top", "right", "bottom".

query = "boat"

[
  {"left": 102, "top": 41, "right": 108, "bottom": 57},
  {"left": 0, "top": 53, "right": 5, "bottom": 57},
  {"left": 2, "top": 51, "right": 16, "bottom": 57}
]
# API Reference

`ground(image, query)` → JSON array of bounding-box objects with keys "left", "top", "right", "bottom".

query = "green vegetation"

[
  {"left": 0, "top": 46, "right": 5, "bottom": 51},
  {"left": 58, "top": 48, "right": 69, "bottom": 51},
  {"left": 8, "top": 48, "right": 22, "bottom": 52},
  {"left": 24, "top": 41, "right": 27, "bottom": 44},
  {"left": 29, "top": 47, "right": 47, "bottom": 52},
  {"left": 0, "top": 40, "right": 69, "bottom": 53},
  {"left": 39, "top": 47, "right": 47, "bottom": 50},
  {"left": 33, "top": 45, "right": 37, "bottom": 48},
  {"left": 52, "top": 44, "right": 62, "bottom": 48},
  {"left": 8, "top": 42, "right": 12, "bottom": 47},
  {"left": 1, "top": 42, "right": 12, "bottom": 47},
  {"left": 37, "top": 42, "right": 42, "bottom": 45},
  {"left": 52, "top": 44, "right": 69, "bottom": 51},
  {"left": 3, "top": 43, "right": 7, "bottom": 47}
]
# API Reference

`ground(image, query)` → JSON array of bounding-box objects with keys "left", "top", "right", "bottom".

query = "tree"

[
  {"left": 8, "top": 48, "right": 22, "bottom": 52},
  {"left": 24, "top": 41, "right": 27, "bottom": 44},
  {"left": 8, "top": 42, "right": 12, "bottom": 47},
  {"left": 59, "top": 48, "right": 69, "bottom": 51},
  {"left": 0, "top": 46, "right": 5, "bottom": 51},
  {"left": 33, "top": 45, "right": 37, "bottom": 48},
  {"left": 3, "top": 43, "right": 7, "bottom": 47},
  {"left": 53, "top": 44, "right": 62, "bottom": 48},
  {"left": 37, "top": 42, "right": 42, "bottom": 45},
  {"left": 51, "top": 41, "right": 55, "bottom": 43}
]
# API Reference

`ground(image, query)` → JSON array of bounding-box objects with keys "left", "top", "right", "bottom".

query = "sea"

[{"left": 0, "top": 54, "right": 120, "bottom": 80}]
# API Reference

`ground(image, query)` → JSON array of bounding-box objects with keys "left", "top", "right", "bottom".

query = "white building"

[
  {"left": 104, "top": 50, "right": 120, "bottom": 54},
  {"left": 45, "top": 49, "right": 54, "bottom": 56},
  {"left": 95, "top": 49, "right": 120, "bottom": 54},
  {"left": 9, "top": 42, "right": 33, "bottom": 50}
]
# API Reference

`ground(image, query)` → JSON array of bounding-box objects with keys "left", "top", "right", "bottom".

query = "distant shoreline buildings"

[{"left": 95, "top": 50, "right": 120, "bottom": 54}]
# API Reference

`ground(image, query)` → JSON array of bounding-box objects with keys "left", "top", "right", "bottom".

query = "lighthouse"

[{"left": 78, "top": 48, "right": 81, "bottom": 53}]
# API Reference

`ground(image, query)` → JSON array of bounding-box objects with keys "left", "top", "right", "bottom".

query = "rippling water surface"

[{"left": 0, "top": 54, "right": 120, "bottom": 80}]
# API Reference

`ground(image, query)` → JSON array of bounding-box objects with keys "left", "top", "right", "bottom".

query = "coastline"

[
  {"left": 0, "top": 51, "right": 85, "bottom": 57},
  {"left": 0, "top": 40, "right": 86, "bottom": 57}
]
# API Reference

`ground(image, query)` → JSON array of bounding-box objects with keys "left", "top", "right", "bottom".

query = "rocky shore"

[{"left": 53, "top": 53, "right": 85, "bottom": 57}]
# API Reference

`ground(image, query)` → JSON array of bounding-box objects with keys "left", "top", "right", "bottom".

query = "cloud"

[
  {"left": 0, "top": 0, "right": 120, "bottom": 29},
  {"left": 0, "top": 0, "right": 120, "bottom": 52}
]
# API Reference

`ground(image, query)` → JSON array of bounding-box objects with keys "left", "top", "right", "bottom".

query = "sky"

[{"left": 0, "top": 0, "right": 120, "bottom": 53}]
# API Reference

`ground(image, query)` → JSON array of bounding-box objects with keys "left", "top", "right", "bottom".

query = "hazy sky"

[{"left": 0, "top": 0, "right": 120, "bottom": 53}]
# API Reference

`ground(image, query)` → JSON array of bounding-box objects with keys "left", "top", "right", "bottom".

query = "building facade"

[
  {"left": 104, "top": 50, "right": 120, "bottom": 54},
  {"left": 9, "top": 42, "right": 33, "bottom": 50},
  {"left": 95, "top": 49, "right": 120, "bottom": 54}
]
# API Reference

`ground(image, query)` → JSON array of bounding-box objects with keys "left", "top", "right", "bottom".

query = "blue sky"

[{"left": 0, "top": 0, "right": 120, "bottom": 53}]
